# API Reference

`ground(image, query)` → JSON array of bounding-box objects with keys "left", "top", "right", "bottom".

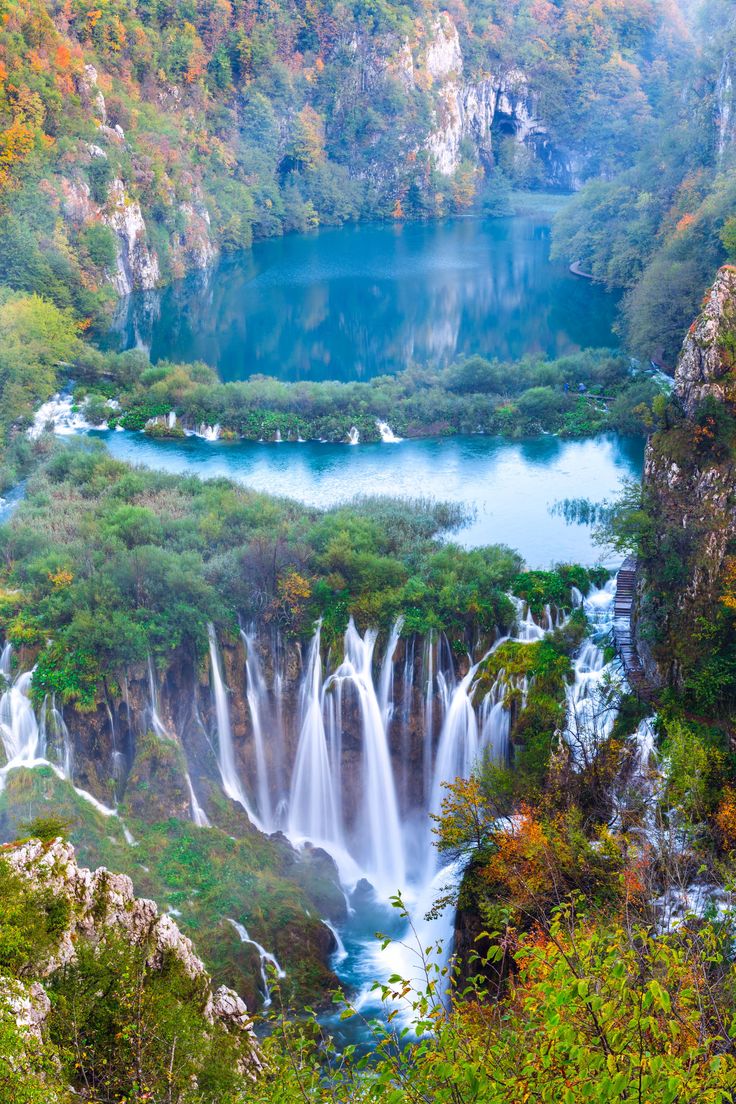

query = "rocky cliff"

[
  {"left": 635, "top": 266, "right": 736, "bottom": 695},
  {"left": 2, "top": 836, "right": 261, "bottom": 1065}
]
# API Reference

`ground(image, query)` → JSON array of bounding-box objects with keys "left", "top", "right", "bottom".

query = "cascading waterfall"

[
  {"left": 241, "top": 629, "right": 274, "bottom": 831},
  {"left": 378, "top": 616, "right": 404, "bottom": 724},
  {"left": 327, "top": 619, "right": 406, "bottom": 893},
  {"left": 227, "top": 919, "right": 286, "bottom": 1007},
  {"left": 288, "top": 623, "right": 341, "bottom": 847},
  {"left": 0, "top": 641, "right": 12, "bottom": 682},
  {"left": 428, "top": 662, "right": 480, "bottom": 822},
  {"left": 208, "top": 623, "right": 261, "bottom": 827},
  {"left": 563, "top": 581, "right": 618, "bottom": 764},
  {"left": 0, "top": 669, "right": 41, "bottom": 777},
  {"left": 422, "top": 631, "right": 435, "bottom": 803},
  {"left": 0, "top": 644, "right": 135, "bottom": 842}
]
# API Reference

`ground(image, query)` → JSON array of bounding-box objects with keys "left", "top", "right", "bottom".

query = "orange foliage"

[
  {"left": 716, "top": 787, "right": 736, "bottom": 849},
  {"left": 391, "top": 198, "right": 404, "bottom": 219},
  {"left": 675, "top": 212, "right": 695, "bottom": 234}
]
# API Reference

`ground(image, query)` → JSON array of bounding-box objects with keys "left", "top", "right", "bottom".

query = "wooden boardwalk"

[{"left": 613, "top": 555, "right": 652, "bottom": 697}]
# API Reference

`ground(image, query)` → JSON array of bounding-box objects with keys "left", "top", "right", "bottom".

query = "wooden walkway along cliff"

[{"left": 613, "top": 555, "right": 650, "bottom": 696}]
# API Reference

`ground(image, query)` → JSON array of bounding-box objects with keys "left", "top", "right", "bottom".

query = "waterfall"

[
  {"left": 0, "top": 641, "right": 12, "bottom": 682},
  {"left": 479, "top": 680, "right": 511, "bottom": 765},
  {"left": 329, "top": 620, "right": 406, "bottom": 893},
  {"left": 146, "top": 656, "right": 170, "bottom": 739},
  {"left": 429, "top": 662, "right": 480, "bottom": 821},
  {"left": 288, "top": 623, "right": 341, "bottom": 847},
  {"left": 185, "top": 772, "right": 211, "bottom": 828},
  {"left": 208, "top": 624, "right": 260, "bottom": 827},
  {"left": 376, "top": 420, "right": 402, "bottom": 443},
  {"left": 227, "top": 919, "right": 285, "bottom": 1007},
  {"left": 241, "top": 629, "right": 274, "bottom": 831},
  {"left": 0, "top": 661, "right": 136, "bottom": 843},
  {"left": 378, "top": 617, "right": 404, "bottom": 724},
  {"left": 564, "top": 581, "right": 617, "bottom": 764},
  {"left": 322, "top": 919, "right": 348, "bottom": 965},
  {"left": 423, "top": 631, "right": 435, "bottom": 802},
  {"left": 0, "top": 670, "right": 41, "bottom": 778},
  {"left": 347, "top": 426, "right": 359, "bottom": 445}
]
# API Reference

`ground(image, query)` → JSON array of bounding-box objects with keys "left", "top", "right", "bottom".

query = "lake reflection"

[{"left": 105, "top": 218, "right": 619, "bottom": 383}]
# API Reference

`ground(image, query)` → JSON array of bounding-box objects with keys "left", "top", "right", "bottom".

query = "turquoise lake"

[
  {"left": 105, "top": 216, "right": 619, "bottom": 383},
  {"left": 95, "top": 431, "right": 644, "bottom": 567}
]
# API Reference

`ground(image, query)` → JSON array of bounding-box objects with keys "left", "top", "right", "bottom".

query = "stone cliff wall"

[{"left": 636, "top": 266, "right": 736, "bottom": 690}]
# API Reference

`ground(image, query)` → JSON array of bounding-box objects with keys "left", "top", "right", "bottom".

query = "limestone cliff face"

[
  {"left": 64, "top": 65, "right": 216, "bottom": 297},
  {"left": 636, "top": 266, "right": 736, "bottom": 689},
  {"left": 3, "top": 837, "right": 260, "bottom": 1062},
  {"left": 420, "top": 13, "right": 573, "bottom": 186}
]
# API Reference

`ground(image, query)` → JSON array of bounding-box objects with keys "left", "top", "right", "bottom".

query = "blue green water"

[
  {"left": 95, "top": 430, "right": 643, "bottom": 567},
  {"left": 105, "top": 217, "right": 619, "bottom": 383}
]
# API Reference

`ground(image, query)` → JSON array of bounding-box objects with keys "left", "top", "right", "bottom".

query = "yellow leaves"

[
  {"left": 720, "top": 557, "right": 736, "bottom": 612},
  {"left": 48, "top": 568, "right": 73, "bottom": 590},
  {"left": 0, "top": 117, "right": 34, "bottom": 193}
]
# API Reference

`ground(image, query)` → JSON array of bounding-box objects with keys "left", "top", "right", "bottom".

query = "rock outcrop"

[
  {"left": 422, "top": 13, "right": 572, "bottom": 185},
  {"left": 636, "top": 266, "right": 736, "bottom": 690},
  {"left": 5, "top": 837, "right": 260, "bottom": 1055}
]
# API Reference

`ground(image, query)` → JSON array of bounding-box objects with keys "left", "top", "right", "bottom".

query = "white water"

[
  {"left": 376, "top": 420, "right": 402, "bottom": 443},
  {"left": 347, "top": 426, "right": 359, "bottom": 445},
  {"left": 288, "top": 623, "right": 341, "bottom": 847},
  {"left": 0, "top": 645, "right": 135, "bottom": 841},
  {"left": 28, "top": 393, "right": 98, "bottom": 439},
  {"left": 227, "top": 918, "right": 286, "bottom": 1007},
  {"left": 208, "top": 624, "right": 261, "bottom": 827},
  {"left": 241, "top": 629, "right": 274, "bottom": 831}
]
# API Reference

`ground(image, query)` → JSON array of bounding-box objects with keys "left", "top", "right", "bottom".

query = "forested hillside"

[
  {"left": 553, "top": 0, "right": 736, "bottom": 363},
  {"left": 0, "top": 0, "right": 679, "bottom": 321}
]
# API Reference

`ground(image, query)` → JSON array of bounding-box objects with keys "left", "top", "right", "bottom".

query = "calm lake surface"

[
  {"left": 95, "top": 431, "right": 644, "bottom": 567},
  {"left": 106, "top": 217, "right": 619, "bottom": 383}
]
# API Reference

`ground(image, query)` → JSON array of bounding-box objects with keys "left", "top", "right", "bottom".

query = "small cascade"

[
  {"left": 322, "top": 919, "right": 348, "bottom": 965},
  {"left": 146, "top": 656, "right": 170, "bottom": 740},
  {"left": 227, "top": 919, "right": 286, "bottom": 1007},
  {"left": 378, "top": 617, "right": 404, "bottom": 724},
  {"left": 167, "top": 410, "right": 177, "bottom": 430},
  {"left": 571, "top": 586, "right": 584, "bottom": 608},
  {"left": 241, "top": 629, "right": 274, "bottom": 831},
  {"left": 40, "top": 695, "right": 73, "bottom": 778},
  {"left": 208, "top": 624, "right": 260, "bottom": 826},
  {"left": 347, "top": 426, "right": 359, "bottom": 445},
  {"left": 289, "top": 623, "right": 341, "bottom": 847},
  {"left": 0, "top": 670, "right": 41, "bottom": 779},
  {"left": 0, "top": 641, "right": 12, "bottom": 682},
  {"left": 274, "top": 428, "right": 282, "bottom": 443},
  {"left": 376, "top": 420, "right": 402, "bottom": 443},
  {"left": 564, "top": 581, "right": 618, "bottom": 764},
  {"left": 512, "top": 598, "right": 546, "bottom": 642},
  {"left": 0, "top": 661, "right": 135, "bottom": 843},
  {"left": 478, "top": 680, "right": 511, "bottom": 764},
  {"left": 185, "top": 772, "right": 211, "bottom": 828}
]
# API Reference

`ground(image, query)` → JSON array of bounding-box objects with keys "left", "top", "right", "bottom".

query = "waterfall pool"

[{"left": 87, "top": 430, "right": 643, "bottom": 567}]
